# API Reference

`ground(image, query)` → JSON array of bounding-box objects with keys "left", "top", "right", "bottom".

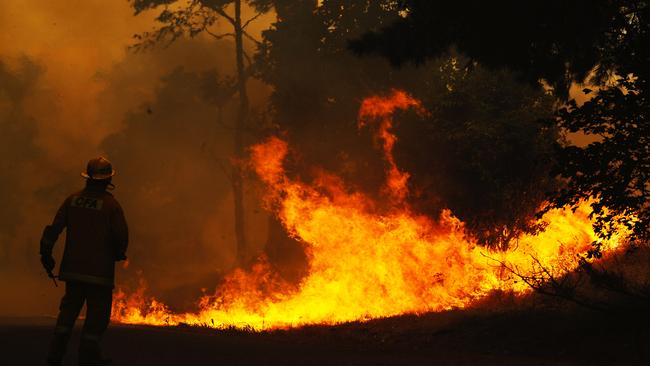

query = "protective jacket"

[{"left": 40, "top": 186, "right": 128, "bottom": 287}]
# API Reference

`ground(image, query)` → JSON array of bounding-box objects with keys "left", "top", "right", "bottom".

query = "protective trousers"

[{"left": 47, "top": 281, "right": 113, "bottom": 365}]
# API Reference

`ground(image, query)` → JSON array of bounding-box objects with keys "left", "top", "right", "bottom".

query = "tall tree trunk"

[{"left": 233, "top": 0, "right": 249, "bottom": 266}]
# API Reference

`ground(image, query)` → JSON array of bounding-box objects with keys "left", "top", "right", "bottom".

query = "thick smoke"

[
  {"left": 100, "top": 65, "right": 270, "bottom": 310},
  {"left": 0, "top": 58, "right": 44, "bottom": 264},
  {"left": 0, "top": 31, "right": 272, "bottom": 315},
  {"left": 0, "top": 57, "right": 64, "bottom": 316}
]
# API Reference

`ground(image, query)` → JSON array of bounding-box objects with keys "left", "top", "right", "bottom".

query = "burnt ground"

[{"left": 1, "top": 308, "right": 649, "bottom": 366}]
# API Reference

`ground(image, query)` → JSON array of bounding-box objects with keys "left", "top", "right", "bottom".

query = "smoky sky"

[
  {"left": 0, "top": 0, "right": 273, "bottom": 162},
  {"left": 0, "top": 1, "right": 273, "bottom": 316},
  {"left": 100, "top": 66, "right": 271, "bottom": 310}
]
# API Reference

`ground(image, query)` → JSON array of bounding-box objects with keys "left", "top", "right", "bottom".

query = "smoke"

[
  {"left": 100, "top": 64, "right": 271, "bottom": 310},
  {"left": 0, "top": 56, "right": 67, "bottom": 316},
  {"left": 0, "top": 0, "right": 274, "bottom": 316}
]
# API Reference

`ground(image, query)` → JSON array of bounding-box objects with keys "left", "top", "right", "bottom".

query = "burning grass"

[{"left": 111, "top": 91, "right": 636, "bottom": 331}]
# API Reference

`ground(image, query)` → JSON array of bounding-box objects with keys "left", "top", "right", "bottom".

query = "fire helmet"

[{"left": 81, "top": 157, "right": 116, "bottom": 180}]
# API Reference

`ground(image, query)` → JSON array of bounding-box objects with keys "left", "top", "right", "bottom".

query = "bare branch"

[
  {"left": 213, "top": 7, "right": 236, "bottom": 27},
  {"left": 205, "top": 29, "right": 235, "bottom": 40},
  {"left": 480, "top": 252, "right": 609, "bottom": 312},
  {"left": 242, "top": 11, "right": 264, "bottom": 30},
  {"left": 530, "top": 255, "right": 560, "bottom": 288},
  {"left": 242, "top": 30, "right": 262, "bottom": 47}
]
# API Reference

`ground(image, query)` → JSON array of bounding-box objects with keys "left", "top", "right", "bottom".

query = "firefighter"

[{"left": 40, "top": 157, "right": 128, "bottom": 366}]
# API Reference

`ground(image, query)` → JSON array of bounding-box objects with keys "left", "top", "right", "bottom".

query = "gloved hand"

[{"left": 40, "top": 255, "right": 55, "bottom": 273}]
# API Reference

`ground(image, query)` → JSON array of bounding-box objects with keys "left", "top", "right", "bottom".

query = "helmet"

[{"left": 81, "top": 157, "right": 116, "bottom": 180}]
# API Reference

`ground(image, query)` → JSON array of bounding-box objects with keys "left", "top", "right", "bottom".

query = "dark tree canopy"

[
  {"left": 351, "top": 0, "right": 650, "bottom": 245},
  {"left": 350, "top": 0, "right": 619, "bottom": 97},
  {"left": 258, "top": 1, "right": 559, "bottom": 248},
  {"left": 553, "top": 3, "right": 649, "bottom": 246},
  {"left": 395, "top": 58, "right": 558, "bottom": 249}
]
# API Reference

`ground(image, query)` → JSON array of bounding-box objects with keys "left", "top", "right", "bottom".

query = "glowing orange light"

[{"left": 112, "top": 91, "right": 629, "bottom": 330}]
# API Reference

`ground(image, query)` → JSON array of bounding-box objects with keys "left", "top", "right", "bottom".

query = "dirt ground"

[{"left": 1, "top": 309, "right": 648, "bottom": 366}]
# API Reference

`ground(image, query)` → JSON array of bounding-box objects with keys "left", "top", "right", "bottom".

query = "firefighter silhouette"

[{"left": 40, "top": 157, "right": 128, "bottom": 366}]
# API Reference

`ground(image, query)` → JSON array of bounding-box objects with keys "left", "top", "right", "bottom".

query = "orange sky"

[
  {"left": 0, "top": 0, "right": 274, "bottom": 163},
  {"left": 0, "top": 0, "right": 156, "bottom": 142}
]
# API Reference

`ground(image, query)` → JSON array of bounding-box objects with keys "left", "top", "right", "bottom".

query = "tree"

[
  {"left": 258, "top": 1, "right": 559, "bottom": 249},
  {"left": 132, "top": 0, "right": 274, "bottom": 264},
  {"left": 553, "top": 3, "right": 649, "bottom": 248},
  {"left": 349, "top": 0, "right": 618, "bottom": 97},
  {"left": 351, "top": 0, "right": 650, "bottom": 246},
  {"left": 395, "top": 56, "right": 559, "bottom": 249}
]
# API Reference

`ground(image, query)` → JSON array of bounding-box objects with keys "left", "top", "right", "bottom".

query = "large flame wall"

[{"left": 112, "top": 91, "right": 626, "bottom": 330}]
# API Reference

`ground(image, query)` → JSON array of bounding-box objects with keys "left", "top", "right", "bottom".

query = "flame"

[
  {"left": 358, "top": 90, "right": 425, "bottom": 201},
  {"left": 112, "top": 276, "right": 175, "bottom": 326},
  {"left": 112, "top": 91, "right": 629, "bottom": 330}
]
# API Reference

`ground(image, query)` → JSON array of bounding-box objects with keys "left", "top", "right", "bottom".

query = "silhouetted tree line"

[
  {"left": 258, "top": 1, "right": 558, "bottom": 249},
  {"left": 348, "top": 0, "right": 649, "bottom": 311},
  {"left": 132, "top": 0, "right": 274, "bottom": 264},
  {"left": 351, "top": 0, "right": 649, "bottom": 248},
  {"left": 133, "top": 0, "right": 647, "bottom": 256}
]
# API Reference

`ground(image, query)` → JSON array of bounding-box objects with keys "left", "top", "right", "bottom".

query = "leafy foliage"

[
  {"left": 396, "top": 58, "right": 559, "bottom": 249},
  {"left": 259, "top": 1, "right": 559, "bottom": 248},
  {"left": 131, "top": 0, "right": 272, "bottom": 50},
  {"left": 352, "top": 0, "right": 650, "bottom": 246},
  {"left": 132, "top": 1, "right": 219, "bottom": 50},
  {"left": 552, "top": 3, "right": 650, "bottom": 246},
  {"left": 350, "top": 0, "right": 619, "bottom": 98}
]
